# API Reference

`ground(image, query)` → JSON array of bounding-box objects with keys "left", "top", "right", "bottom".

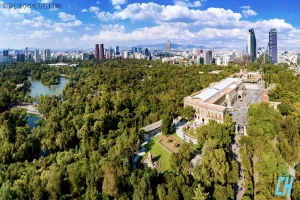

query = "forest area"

[{"left": 0, "top": 60, "right": 299, "bottom": 199}]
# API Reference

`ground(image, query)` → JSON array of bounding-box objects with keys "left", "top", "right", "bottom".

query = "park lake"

[
  {"left": 26, "top": 76, "right": 69, "bottom": 129},
  {"left": 26, "top": 76, "right": 69, "bottom": 98},
  {"left": 26, "top": 113, "right": 41, "bottom": 131}
]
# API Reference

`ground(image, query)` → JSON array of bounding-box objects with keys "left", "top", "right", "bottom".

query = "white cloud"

[
  {"left": 58, "top": 12, "right": 76, "bottom": 21},
  {"left": 240, "top": 6, "right": 257, "bottom": 17},
  {"left": 111, "top": 0, "right": 127, "bottom": 6},
  {"left": 95, "top": 3, "right": 242, "bottom": 26},
  {"left": 96, "top": 1, "right": 100, "bottom": 4},
  {"left": 242, "top": 9, "right": 257, "bottom": 17},
  {"left": 28, "top": 30, "right": 52, "bottom": 39},
  {"left": 1, "top": 0, "right": 300, "bottom": 49},
  {"left": 54, "top": 26, "right": 63, "bottom": 32},
  {"left": 63, "top": 37, "right": 73, "bottom": 42},
  {"left": 55, "top": 20, "right": 83, "bottom": 27},
  {"left": 240, "top": 6, "right": 250, "bottom": 9},
  {"left": 80, "top": 24, "right": 246, "bottom": 43},
  {"left": 114, "top": 5, "right": 121, "bottom": 10},
  {"left": 40, "top": 0, "right": 52, "bottom": 3},
  {"left": 90, "top": 6, "right": 100, "bottom": 13},
  {"left": 174, "top": 0, "right": 202, "bottom": 7}
]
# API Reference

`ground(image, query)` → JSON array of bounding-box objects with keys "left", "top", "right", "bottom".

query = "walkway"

[
  {"left": 175, "top": 122, "right": 198, "bottom": 144},
  {"left": 232, "top": 134, "right": 246, "bottom": 200},
  {"left": 132, "top": 131, "right": 161, "bottom": 170}
]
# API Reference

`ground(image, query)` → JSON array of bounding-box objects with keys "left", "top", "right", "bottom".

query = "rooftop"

[
  {"left": 193, "top": 77, "right": 239, "bottom": 102},
  {"left": 141, "top": 120, "right": 163, "bottom": 132}
]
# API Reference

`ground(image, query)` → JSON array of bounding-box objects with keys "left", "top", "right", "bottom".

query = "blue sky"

[{"left": 0, "top": 0, "right": 299, "bottom": 49}]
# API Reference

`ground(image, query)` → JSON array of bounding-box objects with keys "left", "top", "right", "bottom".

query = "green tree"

[
  {"left": 182, "top": 106, "right": 195, "bottom": 121},
  {"left": 192, "top": 184, "right": 208, "bottom": 200}
]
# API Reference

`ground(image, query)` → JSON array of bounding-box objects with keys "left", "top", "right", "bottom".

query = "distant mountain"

[{"left": 134, "top": 43, "right": 207, "bottom": 50}]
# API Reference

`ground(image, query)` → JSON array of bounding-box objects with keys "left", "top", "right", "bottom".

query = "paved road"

[{"left": 175, "top": 122, "right": 198, "bottom": 144}]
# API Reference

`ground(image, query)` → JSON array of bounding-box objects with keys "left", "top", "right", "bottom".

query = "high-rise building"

[
  {"left": 138, "top": 47, "right": 142, "bottom": 53},
  {"left": 131, "top": 47, "right": 137, "bottom": 54},
  {"left": 109, "top": 48, "right": 113, "bottom": 59},
  {"left": 43, "top": 49, "right": 51, "bottom": 61},
  {"left": 100, "top": 44, "right": 104, "bottom": 59},
  {"left": 95, "top": 44, "right": 99, "bottom": 59},
  {"left": 34, "top": 49, "right": 39, "bottom": 63},
  {"left": 88, "top": 54, "right": 94, "bottom": 60},
  {"left": 205, "top": 51, "right": 212, "bottom": 64},
  {"left": 248, "top": 29, "right": 257, "bottom": 62},
  {"left": 268, "top": 28, "right": 277, "bottom": 64},
  {"left": 115, "top": 46, "right": 120, "bottom": 55},
  {"left": 145, "top": 48, "right": 150, "bottom": 56},
  {"left": 25, "top": 47, "right": 28, "bottom": 61},
  {"left": 123, "top": 51, "right": 129, "bottom": 58},
  {"left": 17, "top": 54, "right": 25, "bottom": 62},
  {"left": 193, "top": 48, "right": 197, "bottom": 55},
  {"left": 3, "top": 50, "right": 8, "bottom": 57},
  {"left": 81, "top": 53, "right": 89, "bottom": 60},
  {"left": 166, "top": 40, "right": 171, "bottom": 53}
]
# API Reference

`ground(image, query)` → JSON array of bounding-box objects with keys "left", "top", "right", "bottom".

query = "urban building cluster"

[
  {"left": 0, "top": 48, "right": 50, "bottom": 63},
  {"left": 1, "top": 28, "right": 300, "bottom": 65},
  {"left": 162, "top": 29, "right": 300, "bottom": 66},
  {"left": 92, "top": 44, "right": 153, "bottom": 61}
]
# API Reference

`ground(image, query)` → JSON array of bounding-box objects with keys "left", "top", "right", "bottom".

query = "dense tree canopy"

[{"left": 0, "top": 60, "right": 298, "bottom": 199}]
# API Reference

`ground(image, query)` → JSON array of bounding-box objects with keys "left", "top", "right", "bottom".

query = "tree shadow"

[
  {"left": 144, "top": 139, "right": 155, "bottom": 151},
  {"left": 152, "top": 155, "right": 161, "bottom": 163}
]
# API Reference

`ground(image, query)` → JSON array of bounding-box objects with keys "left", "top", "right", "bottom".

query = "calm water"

[
  {"left": 26, "top": 113, "right": 41, "bottom": 131},
  {"left": 27, "top": 76, "right": 69, "bottom": 98}
]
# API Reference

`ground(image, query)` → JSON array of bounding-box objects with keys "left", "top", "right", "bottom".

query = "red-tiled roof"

[{"left": 262, "top": 89, "right": 269, "bottom": 102}]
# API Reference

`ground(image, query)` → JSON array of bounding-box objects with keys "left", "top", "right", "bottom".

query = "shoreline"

[{"left": 10, "top": 104, "right": 46, "bottom": 119}]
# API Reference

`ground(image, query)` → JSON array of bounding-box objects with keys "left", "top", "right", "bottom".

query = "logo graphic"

[{"left": 275, "top": 164, "right": 294, "bottom": 197}]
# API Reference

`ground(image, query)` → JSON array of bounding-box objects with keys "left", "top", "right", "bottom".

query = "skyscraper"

[
  {"left": 115, "top": 46, "right": 120, "bottom": 55},
  {"left": 138, "top": 47, "right": 142, "bottom": 53},
  {"left": 95, "top": 44, "right": 99, "bottom": 59},
  {"left": 43, "top": 49, "right": 51, "bottom": 61},
  {"left": 166, "top": 40, "right": 171, "bottom": 53},
  {"left": 268, "top": 28, "right": 277, "bottom": 64},
  {"left": 248, "top": 29, "right": 257, "bottom": 62},
  {"left": 100, "top": 44, "right": 104, "bottom": 59},
  {"left": 34, "top": 49, "right": 39, "bottom": 63},
  {"left": 25, "top": 47, "right": 28, "bottom": 61},
  {"left": 3, "top": 50, "right": 8, "bottom": 57},
  {"left": 131, "top": 47, "right": 137, "bottom": 54},
  {"left": 205, "top": 51, "right": 212, "bottom": 64},
  {"left": 109, "top": 48, "right": 113, "bottom": 59},
  {"left": 145, "top": 48, "right": 150, "bottom": 56}
]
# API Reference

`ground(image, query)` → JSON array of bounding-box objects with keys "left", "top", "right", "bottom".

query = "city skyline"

[{"left": 0, "top": 0, "right": 300, "bottom": 49}]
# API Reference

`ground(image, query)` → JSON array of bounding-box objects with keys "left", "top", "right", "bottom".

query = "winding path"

[
  {"left": 175, "top": 122, "right": 198, "bottom": 144},
  {"left": 132, "top": 131, "right": 161, "bottom": 170}
]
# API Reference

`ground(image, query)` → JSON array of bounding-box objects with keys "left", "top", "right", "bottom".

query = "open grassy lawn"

[{"left": 144, "top": 136, "right": 172, "bottom": 172}]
